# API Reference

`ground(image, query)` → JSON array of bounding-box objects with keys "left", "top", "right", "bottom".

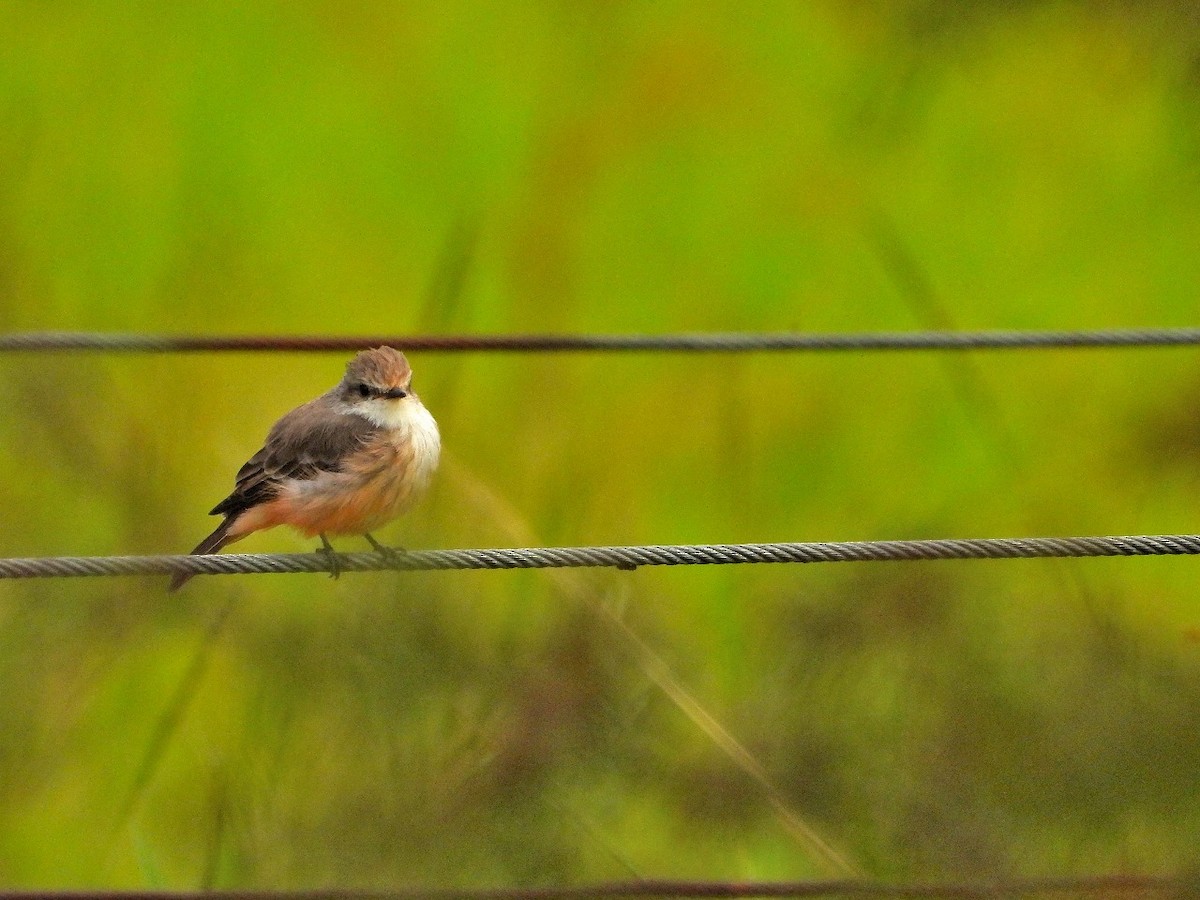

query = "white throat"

[
  {"left": 351, "top": 395, "right": 436, "bottom": 434},
  {"left": 350, "top": 396, "right": 441, "bottom": 479}
]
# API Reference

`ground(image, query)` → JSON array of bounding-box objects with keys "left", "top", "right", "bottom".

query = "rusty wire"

[{"left": 3, "top": 327, "right": 1200, "bottom": 353}]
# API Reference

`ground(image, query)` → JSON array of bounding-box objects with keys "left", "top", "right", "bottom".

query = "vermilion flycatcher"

[{"left": 169, "top": 346, "right": 440, "bottom": 591}]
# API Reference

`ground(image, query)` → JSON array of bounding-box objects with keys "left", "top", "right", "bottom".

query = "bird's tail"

[{"left": 168, "top": 517, "right": 236, "bottom": 593}]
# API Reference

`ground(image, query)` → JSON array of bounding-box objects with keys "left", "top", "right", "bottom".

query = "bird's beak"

[{"left": 383, "top": 387, "right": 409, "bottom": 400}]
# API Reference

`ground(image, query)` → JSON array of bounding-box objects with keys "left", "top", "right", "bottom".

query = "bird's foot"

[
  {"left": 365, "top": 533, "right": 407, "bottom": 567},
  {"left": 315, "top": 534, "right": 343, "bottom": 580}
]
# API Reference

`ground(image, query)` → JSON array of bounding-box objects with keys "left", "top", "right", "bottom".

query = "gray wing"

[{"left": 209, "top": 397, "right": 379, "bottom": 517}]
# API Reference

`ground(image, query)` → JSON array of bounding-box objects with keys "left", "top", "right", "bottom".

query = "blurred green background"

[{"left": 3, "top": 0, "right": 1200, "bottom": 889}]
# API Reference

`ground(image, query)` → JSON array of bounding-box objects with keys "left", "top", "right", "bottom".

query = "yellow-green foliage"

[{"left": 2, "top": 1, "right": 1200, "bottom": 888}]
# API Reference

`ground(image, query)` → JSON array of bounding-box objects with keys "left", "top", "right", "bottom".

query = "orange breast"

[{"left": 227, "top": 434, "right": 429, "bottom": 541}]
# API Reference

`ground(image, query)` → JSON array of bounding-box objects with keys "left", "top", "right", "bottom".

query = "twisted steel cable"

[
  {"left": 4, "top": 328, "right": 1200, "bottom": 353},
  {"left": 2, "top": 535, "right": 1200, "bottom": 582},
  {"left": 0, "top": 873, "right": 1184, "bottom": 900}
]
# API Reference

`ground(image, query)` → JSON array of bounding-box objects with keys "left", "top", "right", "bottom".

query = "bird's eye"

[{"left": 357, "top": 383, "right": 372, "bottom": 398}]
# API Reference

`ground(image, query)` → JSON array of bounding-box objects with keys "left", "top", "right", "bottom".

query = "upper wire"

[
  {"left": 0, "top": 873, "right": 1182, "bottom": 900},
  {"left": 3, "top": 328, "right": 1200, "bottom": 353}
]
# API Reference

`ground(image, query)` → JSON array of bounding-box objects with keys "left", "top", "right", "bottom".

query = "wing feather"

[{"left": 209, "top": 397, "right": 379, "bottom": 517}]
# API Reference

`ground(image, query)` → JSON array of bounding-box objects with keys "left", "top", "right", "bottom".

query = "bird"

[{"left": 169, "top": 346, "right": 440, "bottom": 591}]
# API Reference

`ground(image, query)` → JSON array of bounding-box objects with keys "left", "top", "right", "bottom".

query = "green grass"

[{"left": 2, "top": 0, "right": 1200, "bottom": 888}]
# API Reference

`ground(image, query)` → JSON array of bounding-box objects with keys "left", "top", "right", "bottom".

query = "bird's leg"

[
  {"left": 364, "top": 532, "right": 405, "bottom": 566},
  {"left": 315, "top": 533, "right": 342, "bottom": 580}
]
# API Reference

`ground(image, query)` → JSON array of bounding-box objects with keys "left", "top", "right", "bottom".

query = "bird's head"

[{"left": 339, "top": 347, "right": 421, "bottom": 426}]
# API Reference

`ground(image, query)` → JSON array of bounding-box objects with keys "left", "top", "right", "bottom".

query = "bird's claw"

[
  {"left": 315, "top": 535, "right": 342, "bottom": 580},
  {"left": 365, "top": 533, "right": 406, "bottom": 567}
]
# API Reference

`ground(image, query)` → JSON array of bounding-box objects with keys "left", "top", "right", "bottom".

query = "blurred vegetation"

[{"left": 2, "top": 0, "right": 1200, "bottom": 889}]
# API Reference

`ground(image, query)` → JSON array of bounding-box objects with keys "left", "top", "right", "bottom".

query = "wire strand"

[
  {"left": 2, "top": 535, "right": 1200, "bottom": 581},
  {"left": 0, "top": 874, "right": 1183, "bottom": 900},
  {"left": 4, "top": 328, "right": 1200, "bottom": 353}
]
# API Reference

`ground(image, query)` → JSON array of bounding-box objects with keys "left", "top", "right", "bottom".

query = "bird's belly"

[
  {"left": 279, "top": 432, "right": 437, "bottom": 538},
  {"left": 227, "top": 411, "right": 440, "bottom": 543},
  {"left": 281, "top": 468, "right": 414, "bottom": 537}
]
